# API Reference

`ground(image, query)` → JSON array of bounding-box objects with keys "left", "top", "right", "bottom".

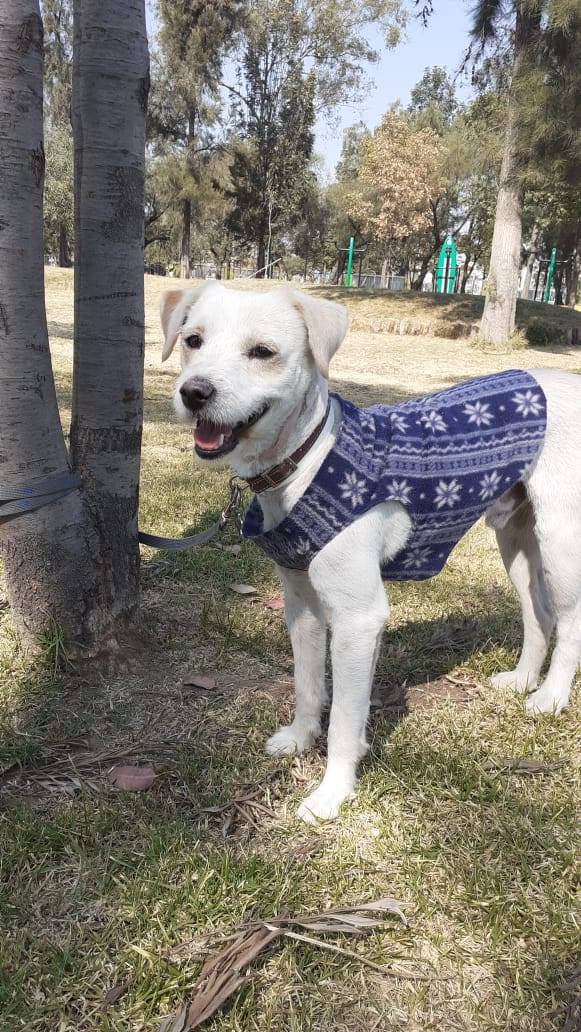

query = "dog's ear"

[
  {"left": 160, "top": 283, "right": 221, "bottom": 361},
  {"left": 160, "top": 288, "right": 194, "bottom": 362},
  {"left": 287, "top": 289, "right": 349, "bottom": 377}
]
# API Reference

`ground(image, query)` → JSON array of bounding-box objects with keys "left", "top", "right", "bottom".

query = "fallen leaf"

[
  {"left": 102, "top": 984, "right": 127, "bottom": 1009},
  {"left": 229, "top": 583, "right": 259, "bottom": 596},
  {"left": 182, "top": 674, "right": 218, "bottom": 691},
  {"left": 263, "top": 596, "right": 284, "bottom": 611},
  {"left": 159, "top": 895, "right": 410, "bottom": 1030},
  {"left": 108, "top": 764, "right": 156, "bottom": 791}
]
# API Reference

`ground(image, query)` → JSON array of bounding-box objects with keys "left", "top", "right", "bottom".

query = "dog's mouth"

[{"left": 193, "top": 403, "right": 270, "bottom": 460}]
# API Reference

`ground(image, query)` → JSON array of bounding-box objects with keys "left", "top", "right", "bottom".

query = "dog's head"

[{"left": 160, "top": 282, "right": 348, "bottom": 466}]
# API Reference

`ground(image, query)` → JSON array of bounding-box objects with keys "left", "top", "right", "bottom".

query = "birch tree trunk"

[
  {"left": 0, "top": 0, "right": 149, "bottom": 656},
  {"left": 0, "top": 0, "right": 102, "bottom": 648},
  {"left": 71, "top": 0, "right": 149, "bottom": 636},
  {"left": 479, "top": 4, "right": 536, "bottom": 345}
]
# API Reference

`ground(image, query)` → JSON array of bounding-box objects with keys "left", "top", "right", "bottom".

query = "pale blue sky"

[{"left": 146, "top": 0, "right": 475, "bottom": 177}]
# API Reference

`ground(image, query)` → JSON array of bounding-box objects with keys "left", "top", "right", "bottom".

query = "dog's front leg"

[
  {"left": 266, "top": 567, "right": 327, "bottom": 757},
  {"left": 297, "top": 530, "right": 389, "bottom": 823}
]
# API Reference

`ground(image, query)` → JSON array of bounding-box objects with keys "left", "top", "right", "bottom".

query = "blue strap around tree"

[{"left": 0, "top": 471, "right": 82, "bottom": 522}]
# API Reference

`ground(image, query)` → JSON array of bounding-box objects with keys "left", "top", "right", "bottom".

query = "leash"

[
  {"left": 138, "top": 478, "right": 246, "bottom": 550},
  {"left": 0, "top": 471, "right": 82, "bottom": 523},
  {"left": 0, "top": 471, "right": 246, "bottom": 551}
]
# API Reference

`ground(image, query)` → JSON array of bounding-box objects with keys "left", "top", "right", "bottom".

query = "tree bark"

[
  {"left": 71, "top": 0, "right": 149, "bottom": 638},
  {"left": 0, "top": 0, "right": 103, "bottom": 648},
  {"left": 180, "top": 196, "right": 191, "bottom": 279},
  {"left": 256, "top": 229, "right": 266, "bottom": 278},
  {"left": 58, "top": 219, "right": 70, "bottom": 266},
  {"left": 479, "top": 5, "right": 536, "bottom": 345},
  {"left": 520, "top": 221, "right": 540, "bottom": 299},
  {"left": 565, "top": 221, "right": 580, "bottom": 308}
]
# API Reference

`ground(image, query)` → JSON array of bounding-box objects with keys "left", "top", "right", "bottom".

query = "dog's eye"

[
  {"left": 248, "top": 344, "right": 275, "bottom": 360},
  {"left": 184, "top": 333, "right": 203, "bottom": 350}
]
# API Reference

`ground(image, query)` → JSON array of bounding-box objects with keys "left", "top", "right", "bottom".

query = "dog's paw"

[
  {"left": 491, "top": 669, "right": 537, "bottom": 694},
  {"left": 265, "top": 722, "right": 319, "bottom": 757},
  {"left": 525, "top": 684, "right": 569, "bottom": 716},
  {"left": 296, "top": 782, "right": 354, "bottom": 823}
]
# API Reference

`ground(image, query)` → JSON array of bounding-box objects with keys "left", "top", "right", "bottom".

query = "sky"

[
  {"left": 315, "top": 0, "right": 475, "bottom": 175},
  {"left": 145, "top": 0, "right": 476, "bottom": 177}
]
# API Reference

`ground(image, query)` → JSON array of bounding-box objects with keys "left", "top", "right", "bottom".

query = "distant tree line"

[{"left": 42, "top": 0, "right": 579, "bottom": 339}]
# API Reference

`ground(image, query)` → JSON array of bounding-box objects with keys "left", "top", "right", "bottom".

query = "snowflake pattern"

[
  {"left": 296, "top": 537, "right": 312, "bottom": 556},
  {"left": 463, "top": 400, "right": 494, "bottom": 427},
  {"left": 339, "top": 470, "right": 368, "bottom": 509},
  {"left": 434, "top": 478, "right": 462, "bottom": 509},
  {"left": 386, "top": 478, "right": 413, "bottom": 505},
  {"left": 390, "top": 412, "right": 409, "bottom": 434},
  {"left": 243, "top": 372, "right": 547, "bottom": 583},
  {"left": 402, "top": 547, "right": 433, "bottom": 570},
  {"left": 512, "top": 390, "right": 543, "bottom": 418},
  {"left": 479, "top": 470, "right": 503, "bottom": 500},
  {"left": 420, "top": 409, "right": 447, "bottom": 433}
]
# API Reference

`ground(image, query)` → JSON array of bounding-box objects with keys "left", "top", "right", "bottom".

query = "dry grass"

[{"left": 0, "top": 269, "right": 579, "bottom": 1032}]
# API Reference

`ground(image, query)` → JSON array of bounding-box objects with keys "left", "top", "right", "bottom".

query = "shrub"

[{"left": 525, "top": 317, "right": 566, "bottom": 347}]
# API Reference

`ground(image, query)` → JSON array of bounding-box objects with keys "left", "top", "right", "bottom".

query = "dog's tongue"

[{"left": 194, "top": 421, "right": 232, "bottom": 451}]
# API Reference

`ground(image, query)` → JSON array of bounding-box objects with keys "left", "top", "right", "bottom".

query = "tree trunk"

[
  {"left": 479, "top": 5, "right": 536, "bottom": 345},
  {"left": 256, "top": 231, "right": 266, "bottom": 278},
  {"left": 412, "top": 256, "right": 430, "bottom": 290},
  {"left": 58, "top": 220, "right": 70, "bottom": 266},
  {"left": 180, "top": 197, "right": 191, "bottom": 279},
  {"left": 520, "top": 221, "right": 540, "bottom": 299},
  {"left": 565, "top": 222, "right": 580, "bottom": 308},
  {"left": 0, "top": 0, "right": 103, "bottom": 648},
  {"left": 71, "top": 0, "right": 149, "bottom": 639}
]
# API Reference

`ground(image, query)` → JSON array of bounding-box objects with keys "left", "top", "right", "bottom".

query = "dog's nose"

[{"left": 180, "top": 377, "right": 215, "bottom": 413}]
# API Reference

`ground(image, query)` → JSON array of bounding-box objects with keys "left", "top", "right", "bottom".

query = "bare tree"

[{"left": 0, "top": 0, "right": 149, "bottom": 656}]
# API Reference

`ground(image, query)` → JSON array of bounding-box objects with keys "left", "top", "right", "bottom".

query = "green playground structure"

[{"left": 436, "top": 235, "right": 457, "bottom": 294}]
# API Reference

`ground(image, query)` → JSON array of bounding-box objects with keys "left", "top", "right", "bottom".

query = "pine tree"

[
  {"left": 150, "top": 0, "right": 242, "bottom": 278},
  {"left": 226, "top": 0, "right": 404, "bottom": 275}
]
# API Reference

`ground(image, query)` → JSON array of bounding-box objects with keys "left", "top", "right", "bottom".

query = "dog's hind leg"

[
  {"left": 265, "top": 567, "right": 327, "bottom": 757},
  {"left": 491, "top": 491, "right": 554, "bottom": 693}
]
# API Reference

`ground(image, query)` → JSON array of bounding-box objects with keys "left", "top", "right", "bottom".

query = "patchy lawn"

[{"left": 0, "top": 269, "right": 580, "bottom": 1032}]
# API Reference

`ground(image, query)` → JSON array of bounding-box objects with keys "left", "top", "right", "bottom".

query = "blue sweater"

[{"left": 242, "top": 370, "right": 547, "bottom": 581}]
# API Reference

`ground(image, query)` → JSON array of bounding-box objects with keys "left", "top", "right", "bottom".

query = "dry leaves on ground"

[
  {"left": 482, "top": 757, "right": 561, "bottom": 775},
  {"left": 181, "top": 673, "right": 218, "bottom": 691},
  {"left": 158, "top": 896, "right": 436, "bottom": 1031},
  {"left": 107, "top": 764, "right": 156, "bottom": 792}
]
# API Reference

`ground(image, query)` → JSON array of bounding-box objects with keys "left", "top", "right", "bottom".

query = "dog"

[{"left": 161, "top": 282, "right": 580, "bottom": 822}]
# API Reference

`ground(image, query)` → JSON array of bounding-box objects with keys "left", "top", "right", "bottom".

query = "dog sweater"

[{"left": 242, "top": 370, "right": 547, "bottom": 581}]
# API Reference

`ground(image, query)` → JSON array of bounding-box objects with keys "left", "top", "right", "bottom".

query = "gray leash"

[
  {"left": 0, "top": 471, "right": 246, "bottom": 551},
  {"left": 138, "top": 478, "right": 246, "bottom": 550}
]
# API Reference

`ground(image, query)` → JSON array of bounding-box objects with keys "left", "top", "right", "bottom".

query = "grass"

[{"left": 0, "top": 269, "right": 580, "bottom": 1031}]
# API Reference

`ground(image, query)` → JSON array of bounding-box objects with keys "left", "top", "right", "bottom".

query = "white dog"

[{"left": 161, "top": 282, "right": 580, "bottom": 822}]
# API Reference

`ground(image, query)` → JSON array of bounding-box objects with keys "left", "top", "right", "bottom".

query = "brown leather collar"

[{"left": 245, "top": 403, "right": 331, "bottom": 494}]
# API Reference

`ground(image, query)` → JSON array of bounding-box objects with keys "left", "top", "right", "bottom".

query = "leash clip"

[{"left": 219, "top": 477, "right": 247, "bottom": 534}]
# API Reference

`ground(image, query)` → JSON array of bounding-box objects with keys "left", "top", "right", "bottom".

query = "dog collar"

[{"left": 245, "top": 402, "right": 331, "bottom": 494}]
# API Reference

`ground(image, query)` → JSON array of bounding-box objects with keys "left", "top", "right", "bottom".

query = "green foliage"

[
  {"left": 408, "top": 65, "right": 459, "bottom": 133},
  {"left": 43, "top": 122, "right": 73, "bottom": 261},
  {"left": 225, "top": 0, "right": 405, "bottom": 273},
  {"left": 525, "top": 316, "right": 566, "bottom": 346},
  {"left": 41, "top": 0, "right": 72, "bottom": 124}
]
